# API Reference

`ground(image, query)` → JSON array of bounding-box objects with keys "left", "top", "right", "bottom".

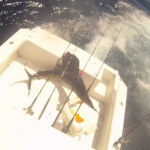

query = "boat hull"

[{"left": 0, "top": 27, "right": 127, "bottom": 150}]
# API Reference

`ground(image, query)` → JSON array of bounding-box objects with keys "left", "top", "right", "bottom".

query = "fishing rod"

[
  {"left": 61, "top": 22, "right": 125, "bottom": 134},
  {"left": 113, "top": 114, "right": 150, "bottom": 147},
  {"left": 24, "top": 43, "right": 71, "bottom": 115},
  {"left": 51, "top": 21, "right": 110, "bottom": 127},
  {"left": 38, "top": 47, "right": 78, "bottom": 120}
]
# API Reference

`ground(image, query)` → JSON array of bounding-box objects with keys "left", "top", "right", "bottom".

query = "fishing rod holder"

[
  {"left": 113, "top": 138, "right": 128, "bottom": 146},
  {"left": 113, "top": 138, "right": 128, "bottom": 150}
]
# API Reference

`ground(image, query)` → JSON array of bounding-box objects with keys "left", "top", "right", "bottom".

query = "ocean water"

[{"left": 0, "top": 0, "right": 150, "bottom": 149}]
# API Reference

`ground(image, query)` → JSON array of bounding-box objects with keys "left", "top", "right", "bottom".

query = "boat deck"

[
  {"left": 0, "top": 57, "right": 105, "bottom": 149},
  {"left": 0, "top": 27, "right": 127, "bottom": 150}
]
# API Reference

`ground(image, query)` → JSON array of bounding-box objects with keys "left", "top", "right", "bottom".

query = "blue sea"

[{"left": 0, "top": 0, "right": 150, "bottom": 149}]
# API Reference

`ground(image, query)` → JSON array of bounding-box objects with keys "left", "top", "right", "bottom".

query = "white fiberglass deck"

[
  {"left": 0, "top": 27, "right": 127, "bottom": 150},
  {"left": 0, "top": 58, "right": 101, "bottom": 147}
]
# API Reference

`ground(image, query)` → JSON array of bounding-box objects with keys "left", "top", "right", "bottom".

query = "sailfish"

[{"left": 24, "top": 52, "right": 96, "bottom": 111}]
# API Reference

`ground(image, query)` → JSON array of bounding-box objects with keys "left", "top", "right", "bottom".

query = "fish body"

[
  {"left": 25, "top": 65, "right": 95, "bottom": 110},
  {"left": 25, "top": 52, "right": 95, "bottom": 110}
]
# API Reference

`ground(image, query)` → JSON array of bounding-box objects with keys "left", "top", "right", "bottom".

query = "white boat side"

[{"left": 0, "top": 27, "right": 127, "bottom": 150}]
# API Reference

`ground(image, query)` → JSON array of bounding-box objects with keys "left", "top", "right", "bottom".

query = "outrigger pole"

[
  {"left": 51, "top": 21, "right": 110, "bottom": 127},
  {"left": 61, "top": 22, "right": 125, "bottom": 134}
]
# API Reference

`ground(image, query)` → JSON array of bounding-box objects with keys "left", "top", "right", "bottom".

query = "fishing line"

[
  {"left": 51, "top": 21, "right": 110, "bottom": 127},
  {"left": 38, "top": 47, "right": 78, "bottom": 120},
  {"left": 24, "top": 43, "right": 71, "bottom": 115},
  {"left": 87, "top": 22, "right": 125, "bottom": 93},
  {"left": 79, "top": 21, "right": 110, "bottom": 76},
  {"left": 62, "top": 22, "right": 126, "bottom": 134}
]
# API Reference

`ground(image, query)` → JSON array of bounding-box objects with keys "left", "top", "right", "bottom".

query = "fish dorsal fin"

[{"left": 62, "top": 52, "right": 79, "bottom": 76}]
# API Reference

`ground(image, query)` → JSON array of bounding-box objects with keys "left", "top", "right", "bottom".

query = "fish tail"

[{"left": 24, "top": 63, "right": 32, "bottom": 96}]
